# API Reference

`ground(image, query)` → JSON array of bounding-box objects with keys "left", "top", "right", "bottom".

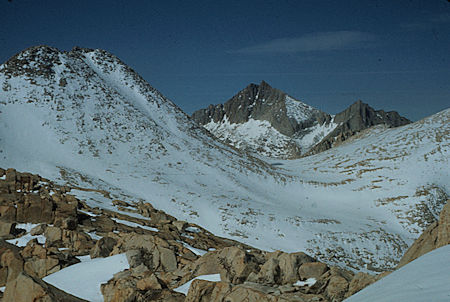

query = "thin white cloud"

[
  {"left": 400, "top": 13, "right": 450, "bottom": 31},
  {"left": 230, "top": 31, "right": 375, "bottom": 54}
]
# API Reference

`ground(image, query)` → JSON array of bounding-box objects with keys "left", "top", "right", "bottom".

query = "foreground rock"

[
  {"left": 3, "top": 272, "right": 87, "bottom": 302},
  {"left": 397, "top": 199, "right": 450, "bottom": 267},
  {"left": 0, "top": 168, "right": 384, "bottom": 301}
]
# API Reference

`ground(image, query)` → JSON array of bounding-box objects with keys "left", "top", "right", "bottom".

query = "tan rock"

[
  {"left": 30, "top": 224, "right": 47, "bottom": 236},
  {"left": 256, "top": 257, "right": 280, "bottom": 284},
  {"left": 0, "top": 221, "right": 16, "bottom": 237},
  {"left": 298, "top": 262, "right": 328, "bottom": 280},
  {"left": 0, "top": 248, "right": 24, "bottom": 283},
  {"left": 185, "top": 279, "right": 218, "bottom": 302},
  {"left": 158, "top": 246, "right": 177, "bottom": 272},
  {"left": 24, "top": 257, "right": 59, "bottom": 278},
  {"left": 44, "top": 226, "right": 63, "bottom": 246},
  {"left": 0, "top": 206, "right": 16, "bottom": 222},
  {"left": 16, "top": 194, "right": 54, "bottom": 224},
  {"left": 398, "top": 200, "right": 450, "bottom": 267},
  {"left": 172, "top": 220, "right": 187, "bottom": 232},
  {"left": 325, "top": 275, "right": 348, "bottom": 301},
  {"left": 188, "top": 247, "right": 259, "bottom": 284},
  {"left": 3, "top": 272, "right": 88, "bottom": 302},
  {"left": 277, "top": 252, "right": 314, "bottom": 284},
  {"left": 90, "top": 237, "right": 117, "bottom": 258},
  {"left": 436, "top": 200, "right": 450, "bottom": 248},
  {"left": 345, "top": 272, "right": 377, "bottom": 298},
  {"left": 136, "top": 273, "right": 162, "bottom": 290},
  {"left": 224, "top": 283, "right": 279, "bottom": 302}
]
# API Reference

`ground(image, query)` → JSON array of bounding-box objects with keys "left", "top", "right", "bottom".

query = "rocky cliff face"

[
  {"left": 397, "top": 199, "right": 450, "bottom": 268},
  {"left": 192, "top": 83, "right": 410, "bottom": 158},
  {"left": 307, "top": 100, "right": 411, "bottom": 155},
  {"left": 192, "top": 81, "right": 333, "bottom": 158}
]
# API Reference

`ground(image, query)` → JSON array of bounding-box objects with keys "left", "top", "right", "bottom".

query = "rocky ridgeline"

[
  {"left": 192, "top": 81, "right": 410, "bottom": 158},
  {"left": 0, "top": 168, "right": 383, "bottom": 302},
  {"left": 306, "top": 100, "right": 411, "bottom": 155}
]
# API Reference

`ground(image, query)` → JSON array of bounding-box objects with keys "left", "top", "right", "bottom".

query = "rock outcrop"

[
  {"left": 3, "top": 272, "right": 88, "bottom": 302},
  {"left": 307, "top": 100, "right": 411, "bottom": 155},
  {"left": 0, "top": 168, "right": 384, "bottom": 301},
  {"left": 397, "top": 199, "right": 450, "bottom": 267}
]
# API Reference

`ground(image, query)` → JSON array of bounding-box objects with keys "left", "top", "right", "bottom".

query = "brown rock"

[
  {"left": 277, "top": 251, "right": 314, "bottom": 284},
  {"left": 325, "top": 275, "right": 348, "bottom": 301},
  {"left": 254, "top": 250, "right": 314, "bottom": 285},
  {"left": 298, "top": 262, "right": 329, "bottom": 280},
  {"left": 3, "top": 272, "right": 87, "bottom": 302},
  {"left": 24, "top": 257, "right": 59, "bottom": 278},
  {"left": 44, "top": 226, "right": 63, "bottom": 246},
  {"left": 255, "top": 257, "right": 280, "bottom": 284},
  {"left": 90, "top": 237, "right": 117, "bottom": 258},
  {"left": 0, "top": 206, "right": 16, "bottom": 222},
  {"left": 345, "top": 272, "right": 377, "bottom": 298},
  {"left": 16, "top": 194, "right": 54, "bottom": 224},
  {"left": 172, "top": 220, "right": 187, "bottom": 232},
  {"left": 398, "top": 200, "right": 450, "bottom": 267},
  {"left": 158, "top": 246, "right": 177, "bottom": 272},
  {"left": 0, "top": 221, "right": 16, "bottom": 237},
  {"left": 188, "top": 247, "right": 259, "bottom": 284},
  {"left": 185, "top": 279, "right": 217, "bottom": 302},
  {"left": 136, "top": 273, "right": 162, "bottom": 291},
  {"left": 436, "top": 200, "right": 450, "bottom": 248},
  {"left": 30, "top": 224, "right": 47, "bottom": 236},
  {"left": 0, "top": 247, "right": 24, "bottom": 283}
]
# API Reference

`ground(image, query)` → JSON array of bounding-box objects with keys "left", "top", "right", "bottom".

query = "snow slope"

[
  {"left": 344, "top": 245, "right": 450, "bottom": 302},
  {"left": 0, "top": 46, "right": 448, "bottom": 271}
]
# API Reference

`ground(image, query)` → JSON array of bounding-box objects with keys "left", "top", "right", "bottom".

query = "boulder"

[
  {"left": 3, "top": 272, "right": 87, "bottom": 302},
  {"left": 16, "top": 194, "right": 54, "bottom": 224},
  {"left": 253, "top": 251, "right": 314, "bottom": 285},
  {"left": 158, "top": 246, "right": 177, "bottom": 272},
  {"left": 345, "top": 272, "right": 377, "bottom": 298},
  {"left": 398, "top": 199, "right": 450, "bottom": 267},
  {"left": 136, "top": 273, "right": 162, "bottom": 291},
  {"left": 30, "top": 224, "right": 47, "bottom": 236},
  {"left": 0, "top": 221, "right": 16, "bottom": 237},
  {"left": 0, "top": 206, "right": 16, "bottom": 222},
  {"left": 0, "top": 246, "right": 24, "bottom": 283},
  {"left": 185, "top": 279, "right": 218, "bottom": 302},
  {"left": 298, "top": 262, "right": 328, "bottom": 280},
  {"left": 90, "top": 237, "right": 117, "bottom": 258},
  {"left": 188, "top": 246, "right": 259, "bottom": 284},
  {"left": 325, "top": 275, "right": 348, "bottom": 301}
]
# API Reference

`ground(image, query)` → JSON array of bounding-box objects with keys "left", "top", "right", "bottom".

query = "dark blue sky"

[{"left": 1, "top": 0, "right": 449, "bottom": 120}]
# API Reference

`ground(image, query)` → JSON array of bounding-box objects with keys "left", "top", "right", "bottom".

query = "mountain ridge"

[
  {"left": 1, "top": 45, "right": 448, "bottom": 275},
  {"left": 192, "top": 81, "right": 411, "bottom": 158}
]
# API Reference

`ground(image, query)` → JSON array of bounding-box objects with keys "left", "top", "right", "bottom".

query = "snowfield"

[{"left": 0, "top": 46, "right": 448, "bottom": 272}]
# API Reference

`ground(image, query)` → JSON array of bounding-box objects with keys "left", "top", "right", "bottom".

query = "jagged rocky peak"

[
  {"left": 307, "top": 100, "right": 411, "bottom": 155},
  {"left": 334, "top": 100, "right": 411, "bottom": 129},
  {"left": 191, "top": 81, "right": 335, "bottom": 158},
  {"left": 192, "top": 80, "right": 329, "bottom": 137},
  {"left": 192, "top": 81, "right": 412, "bottom": 159}
]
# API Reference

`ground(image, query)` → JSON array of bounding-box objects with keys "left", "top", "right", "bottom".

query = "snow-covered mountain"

[
  {"left": 0, "top": 46, "right": 448, "bottom": 272},
  {"left": 192, "top": 81, "right": 410, "bottom": 158}
]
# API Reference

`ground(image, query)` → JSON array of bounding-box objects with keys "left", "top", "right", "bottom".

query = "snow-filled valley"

[{"left": 0, "top": 45, "right": 448, "bottom": 274}]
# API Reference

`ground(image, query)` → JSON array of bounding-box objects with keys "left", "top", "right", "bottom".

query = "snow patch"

[
  {"left": 43, "top": 253, "right": 129, "bottom": 302},
  {"left": 174, "top": 274, "right": 222, "bottom": 295}
]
